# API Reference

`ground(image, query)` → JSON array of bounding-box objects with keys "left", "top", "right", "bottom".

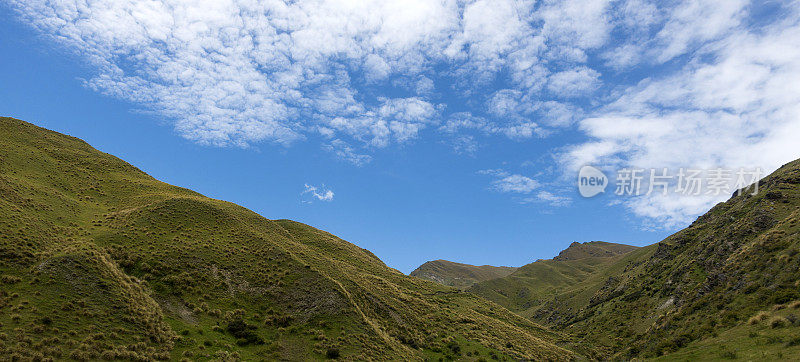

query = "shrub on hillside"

[
  {"left": 748, "top": 311, "right": 770, "bottom": 325},
  {"left": 0, "top": 275, "right": 21, "bottom": 284},
  {"left": 769, "top": 316, "right": 788, "bottom": 328},
  {"left": 226, "top": 319, "right": 264, "bottom": 346},
  {"left": 771, "top": 290, "right": 799, "bottom": 305},
  {"left": 325, "top": 347, "right": 340, "bottom": 359}
]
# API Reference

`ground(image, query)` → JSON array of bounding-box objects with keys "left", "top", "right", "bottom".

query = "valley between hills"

[{"left": 3, "top": 116, "right": 800, "bottom": 361}]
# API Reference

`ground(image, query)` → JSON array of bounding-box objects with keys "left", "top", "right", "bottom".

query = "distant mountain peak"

[
  {"left": 409, "top": 260, "right": 517, "bottom": 289},
  {"left": 553, "top": 241, "right": 639, "bottom": 261}
]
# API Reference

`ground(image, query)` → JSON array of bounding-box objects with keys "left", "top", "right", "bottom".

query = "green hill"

[
  {"left": 409, "top": 260, "right": 517, "bottom": 290},
  {"left": 469, "top": 160, "right": 800, "bottom": 359},
  {"left": 467, "top": 241, "right": 639, "bottom": 321},
  {"left": 552, "top": 241, "right": 639, "bottom": 261},
  {"left": 0, "top": 117, "right": 577, "bottom": 360},
  {"left": 552, "top": 158, "right": 800, "bottom": 359},
  {"left": 6, "top": 115, "right": 797, "bottom": 360}
]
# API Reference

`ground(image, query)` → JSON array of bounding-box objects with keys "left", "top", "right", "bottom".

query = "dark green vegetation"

[
  {"left": 0, "top": 118, "right": 576, "bottom": 360},
  {"left": 409, "top": 260, "right": 517, "bottom": 290},
  {"left": 461, "top": 161, "right": 800, "bottom": 359}
]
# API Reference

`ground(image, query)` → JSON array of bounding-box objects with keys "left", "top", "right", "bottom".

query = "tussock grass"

[
  {"left": 769, "top": 316, "right": 789, "bottom": 328},
  {"left": 749, "top": 311, "right": 770, "bottom": 325}
]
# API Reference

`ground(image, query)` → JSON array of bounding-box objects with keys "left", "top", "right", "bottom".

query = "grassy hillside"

[
  {"left": 476, "top": 159, "right": 800, "bottom": 359},
  {"left": 467, "top": 242, "right": 639, "bottom": 320},
  {"left": 553, "top": 158, "right": 800, "bottom": 359},
  {"left": 409, "top": 260, "right": 517, "bottom": 290},
  {"left": 552, "top": 241, "right": 638, "bottom": 261},
  {"left": 0, "top": 117, "right": 578, "bottom": 360}
]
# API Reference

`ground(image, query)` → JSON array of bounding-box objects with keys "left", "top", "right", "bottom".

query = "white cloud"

[
  {"left": 480, "top": 170, "right": 540, "bottom": 194},
  {"left": 7, "top": 0, "right": 609, "bottom": 151},
  {"left": 494, "top": 175, "right": 539, "bottom": 194},
  {"left": 453, "top": 0, "right": 534, "bottom": 65},
  {"left": 363, "top": 54, "right": 391, "bottom": 82},
  {"left": 565, "top": 5, "right": 800, "bottom": 226},
  {"left": 414, "top": 76, "right": 435, "bottom": 96},
  {"left": 302, "top": 183, "right": 334, "bottom": 202},
  {"left": 487, "top": 89, "right": 522, "bottom": 117},
  {"left": 652, "top": 0, "right": 748, "bottom": 63},
  {"left": 602, "top": 43, "right": 643, "bottom": 70},
  {"left": 440, "top": 112, "right": 490, "bottom": 134},
  {"left": 525, "top": 191, "right": 572, "bottom": 207},
  {"left": 547, "top": 67, "right": 601, "bottom": 97},
  {"left": 9, "top": 0, "right": 461, "bottom": 148},
  {"left": 441, "top": 112, "right": 546, "bottom": 140},
  {"left": 322, "top": 139, "right": 373, "bottom": 166},
  {"left": 480, "top": 169, "right": 575, "bottom": 207},
  {"left": 377, "top": 97, "right": 439, "bottom": 124},
  {"left": 322, "top": 97, "right": 438, "bottom": 147},
  {"left": 538, "top": 0, "right": 612, "bottom": 50},
  {"left": 448, "top": 135, "right": 479, "bottom": 156},
  {"left": 497, "top": 122, "right": 545, "bottom": 139},
  {"left": 535, "top": 101, "right": 580, "bottom": 127}
]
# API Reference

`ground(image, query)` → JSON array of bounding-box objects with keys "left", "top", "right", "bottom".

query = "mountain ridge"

[
  {"left": 409, "top": 241, "right": 638, "bottom": 291},
  {"left": 466, "top": 241, "right": 640, "bottom": 319},
  {"left": 553, "top": 241, "right": 639, "bottom": 261},
  {"left": 409, "top": 260, "right": 517, "bottom": 290}
]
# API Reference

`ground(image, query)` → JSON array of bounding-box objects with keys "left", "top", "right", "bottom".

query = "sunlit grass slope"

[
  {"left": 409, "top": 260, "right": 517, "bottom": 290},
  {"left": 468, "top": 241, "right": 639, "bottom": 322},
  {"left": 0, "top": 117, "right": 576, "bottom": 360}
]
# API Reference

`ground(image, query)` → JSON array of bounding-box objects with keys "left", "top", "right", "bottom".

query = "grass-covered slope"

[
  {"left": 0, "top": 117, "right": 576, "bottom": 360},
  {"left": 409, "top": 260, "right": 517, "bottom": 290},
  {"left": 508, "top": 159, "right": 800, "bottom": 359},
  {"left": 554, "top": 158, "right": 800, "bottom": 359},
  {"left": 552, "top": 241, "right": 638, "bottom": 261},
  {"left": 467, "top": 241, "right": 639, "bottom": 320}
]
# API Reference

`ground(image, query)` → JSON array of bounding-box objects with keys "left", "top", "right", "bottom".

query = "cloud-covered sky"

[{"left": 7, "top": 0, "right": 800, "bottom": 229}]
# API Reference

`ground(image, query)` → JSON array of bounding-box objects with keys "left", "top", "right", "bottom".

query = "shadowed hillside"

[
  {"left": 0, "top": 117, "right": 578, "bottom": 360},
  {"left": 409, "top": 260, "right": 517, "bottom": 290}
]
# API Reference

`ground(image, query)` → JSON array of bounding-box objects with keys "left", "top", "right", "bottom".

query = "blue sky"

[{"left": 2, "top": 1, "right": 799, "bottom": 273}]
